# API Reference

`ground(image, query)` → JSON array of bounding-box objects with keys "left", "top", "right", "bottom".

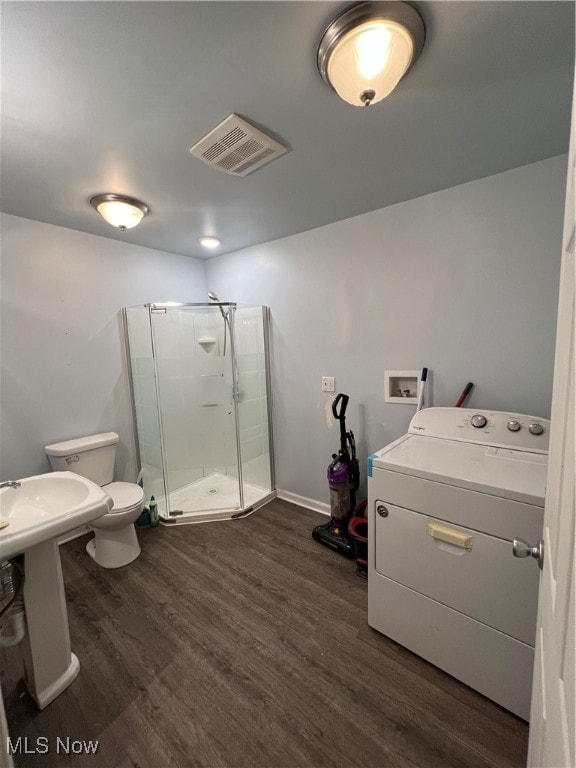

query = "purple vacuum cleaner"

[{"left": 312, "top": 394, "right": 360, "bottom": 558}]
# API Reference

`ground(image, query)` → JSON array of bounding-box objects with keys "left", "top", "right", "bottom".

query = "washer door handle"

[{"left": 513, "top": 537, "right": 544, "bottom": 570}]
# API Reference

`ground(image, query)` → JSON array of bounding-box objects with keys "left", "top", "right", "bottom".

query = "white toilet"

[{"left": 45, "top": 432, "right": 145, "bottom": 569}]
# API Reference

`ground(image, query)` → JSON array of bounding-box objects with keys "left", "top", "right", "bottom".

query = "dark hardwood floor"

[{"left": 1, "top": 499, "right": 528, "bottom": 768}]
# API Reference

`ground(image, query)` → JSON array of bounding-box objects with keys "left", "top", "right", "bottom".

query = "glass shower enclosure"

[{"left": 123, "top": 301, "right": 275, "bottom": 523}]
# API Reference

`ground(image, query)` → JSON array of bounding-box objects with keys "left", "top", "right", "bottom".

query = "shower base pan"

[{"left": 158, "top": 472, "right": 275, "bottom": 525}]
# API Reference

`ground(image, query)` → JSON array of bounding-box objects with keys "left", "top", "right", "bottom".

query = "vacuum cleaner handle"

[
  {"left": 332, "top": 393, "right": 349, "bottom": 421},
  {"left": 332, "top": 394, "right": 349, "bottom": 454}
]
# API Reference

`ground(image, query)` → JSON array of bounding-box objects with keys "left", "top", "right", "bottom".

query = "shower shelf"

[{"left": 198, "top": 337, "right": 217, "bottom": 352}]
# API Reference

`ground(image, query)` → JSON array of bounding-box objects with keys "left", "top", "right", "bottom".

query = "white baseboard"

[{"left": 276, "top": 489, "right": 330, "bottom": 516}]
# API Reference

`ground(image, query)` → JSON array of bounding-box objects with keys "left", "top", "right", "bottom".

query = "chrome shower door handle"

[{"left": 513, "top": 537, "right": 544, "bottom": 570}]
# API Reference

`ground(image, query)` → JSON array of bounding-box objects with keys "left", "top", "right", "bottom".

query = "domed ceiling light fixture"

[
  {"left": 317, "top": 1, "right": 425, "bottom": 107},
  {"left": 90, "top": 194, "right": 149, "bottom": 231}
]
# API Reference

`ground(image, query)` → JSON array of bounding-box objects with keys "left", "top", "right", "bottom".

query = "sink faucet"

[{"left": 0, "top": 481, "right": 21, "bottom": 489}]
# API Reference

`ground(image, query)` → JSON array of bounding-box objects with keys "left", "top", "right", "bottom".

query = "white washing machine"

[{"left": 367, "top": 407, "right": 549, "bottom": 720}]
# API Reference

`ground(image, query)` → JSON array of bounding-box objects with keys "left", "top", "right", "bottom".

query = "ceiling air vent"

[{"left": 189, "top": 114, "right": 287, "bottom": 176}]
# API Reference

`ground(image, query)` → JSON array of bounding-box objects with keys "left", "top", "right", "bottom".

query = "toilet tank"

[{"left": 45, "top": 432, "right": 119, "bottom": 486}]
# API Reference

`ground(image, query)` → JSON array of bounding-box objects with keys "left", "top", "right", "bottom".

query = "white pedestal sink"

[{"left": 0, "top": 471, "right": 112, "bottom": 709}]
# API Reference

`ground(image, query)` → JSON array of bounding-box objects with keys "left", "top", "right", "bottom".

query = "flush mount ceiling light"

[
  {"left": 90, "top": 194, "right": 149, "bottom": 231},
  {"left": 317, "top": 1, "right": 425, "bottom": 107},
  {"left": 199, "top": 236, "right": 221, "bottom": 249}
]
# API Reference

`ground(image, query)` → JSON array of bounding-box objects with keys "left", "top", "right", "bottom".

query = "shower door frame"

[
  {"left": 150, "top": 302, "right": 244, "bottom": 519},
  {"left": 122, "top": 302, "right": 276, "bottom": 523}
]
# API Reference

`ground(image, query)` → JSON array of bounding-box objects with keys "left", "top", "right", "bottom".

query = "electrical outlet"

[{"left": 321, "top": 377, "right": 335, "bottom": 392}]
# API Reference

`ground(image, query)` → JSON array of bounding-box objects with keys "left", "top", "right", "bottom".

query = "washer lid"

[
  {"left": 104, "top": 482, "right": 145, "bottom": 512},
  {"left": 372, "top": 433, "right": 547, "bottom": 506}
]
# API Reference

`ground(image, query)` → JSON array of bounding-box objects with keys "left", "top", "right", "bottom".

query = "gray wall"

[
  {"left": 0, "top": 213, "right": 206, "bottom": 481},
  {"left": 1, "top": 156, "right": 567, "bottom": 505},
  {"left": 205, "top": 156, "right": 567, "bottom": 505}
]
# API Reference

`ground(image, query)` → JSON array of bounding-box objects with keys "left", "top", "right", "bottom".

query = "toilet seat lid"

[{"left": 104, "top": 482, "right": 145, "bottom": 513}]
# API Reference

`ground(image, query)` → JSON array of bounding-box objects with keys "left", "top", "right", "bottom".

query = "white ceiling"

[{"left": 1, "top": 1, "right": 574, "bottom": 260}]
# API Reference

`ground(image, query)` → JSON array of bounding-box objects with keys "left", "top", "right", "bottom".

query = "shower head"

[{"left": 208, "top": 291, "right": 228, "bottom": 321}]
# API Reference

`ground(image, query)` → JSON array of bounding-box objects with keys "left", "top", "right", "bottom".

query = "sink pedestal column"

[{"left": 19, "top": 539, "right": 79, "bottom": 709}]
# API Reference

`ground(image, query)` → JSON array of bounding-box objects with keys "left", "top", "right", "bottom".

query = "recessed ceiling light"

[
  {"left": 90, "top": 194, "right": 149, "bottom": 231},
  {"left": 199, "top": 236, "right": 221, "bottom": 249}
]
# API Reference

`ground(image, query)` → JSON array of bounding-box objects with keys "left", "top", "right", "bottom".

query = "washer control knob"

[
  {"left": 529, "top": 422, "right": 544, "bottom": 436},
  {"left": 471, "top": 414, "right": 487, "bottom": 428},
  {"left": 507, "top": 420, "right": 521, "bottom": 432}
]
